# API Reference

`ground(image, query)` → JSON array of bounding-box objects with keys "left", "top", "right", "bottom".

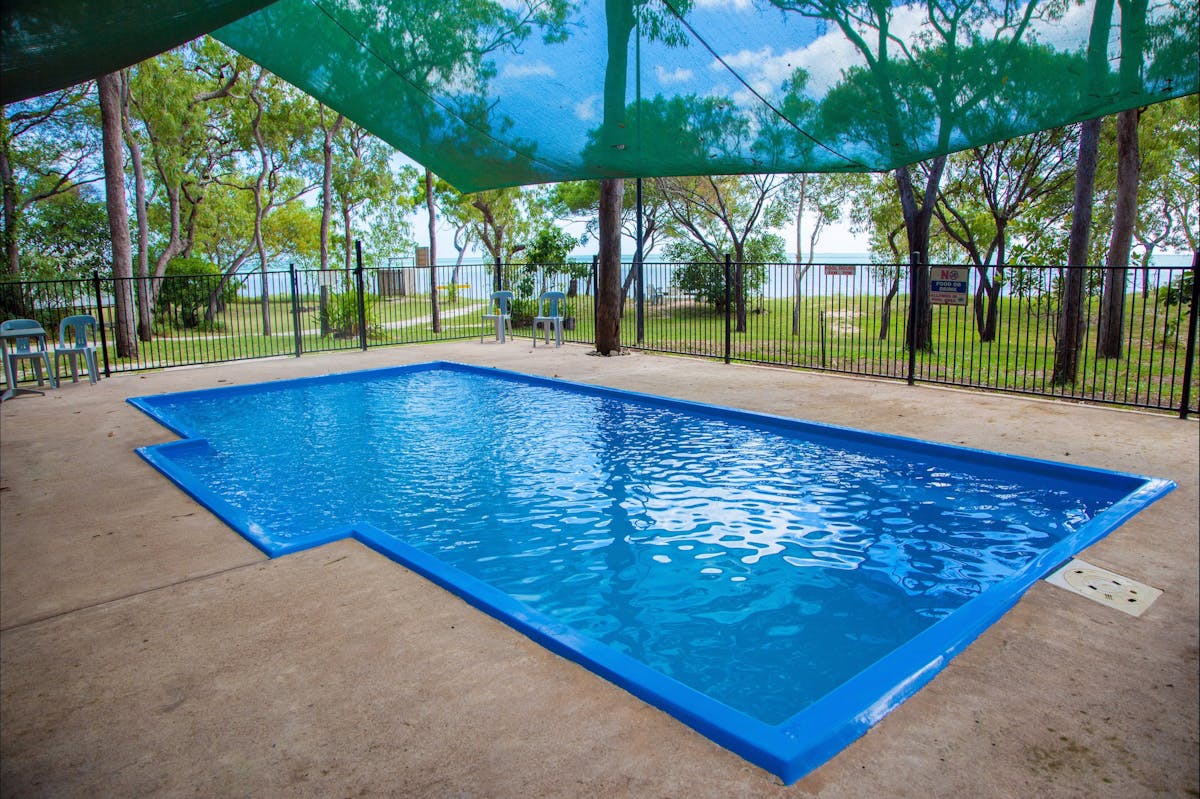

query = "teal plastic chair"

[
  {"left": 56, "top": 314, "right": 100, "bottom": 384},
  {"left": 532, "top": 291, "right": 566, "bottom": 347},
  {"left": 1, "top": 318, "right": 57, "bottom": 399},
  {"left": 481, "top": 290, "right": 514, "bottom": 343}
]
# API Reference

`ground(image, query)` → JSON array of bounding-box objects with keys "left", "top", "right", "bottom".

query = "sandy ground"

[{"left": 1, "top": 341, "right": 1197, "bottom": 798}]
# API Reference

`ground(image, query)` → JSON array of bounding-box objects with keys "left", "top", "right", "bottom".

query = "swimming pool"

[{"left": 130, "top": 361, "right": 1173, "bottom": 783}]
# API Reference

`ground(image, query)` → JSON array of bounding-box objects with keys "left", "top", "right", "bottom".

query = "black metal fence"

[{"left": 2, "top": 252, "right": 1196, "bottom": 417}]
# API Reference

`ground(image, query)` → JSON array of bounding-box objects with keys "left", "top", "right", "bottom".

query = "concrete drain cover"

[{"left": 1046, "top": 559, "right": 1162, "bottom": 617}]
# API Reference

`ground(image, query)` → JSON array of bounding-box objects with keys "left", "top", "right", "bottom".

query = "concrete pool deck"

[{"left": 1, "top": 341, "right": 1197, "bottom": 798}]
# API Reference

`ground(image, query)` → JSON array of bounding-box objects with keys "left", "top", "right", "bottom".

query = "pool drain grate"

[{"left": 1045, "top": 559, "right": 1162, "bottom": 617}]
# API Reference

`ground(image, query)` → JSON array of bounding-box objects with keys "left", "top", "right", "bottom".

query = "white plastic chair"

[
  {"left": 481, "top": 290, "right": 514, "bottom": 343},
  {"left": 56, "top": 314, "right": 100, "bottom": 384},
  {"left": 532, "top": 291, "right": 566, "bottom": 348},
  {"left": 1, "top": 318, "right": 57, "bottom": 400}
]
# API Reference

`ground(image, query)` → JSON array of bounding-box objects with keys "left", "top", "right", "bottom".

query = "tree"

[
  {"left": 126, "top": 39, "right": 245, "bottom": 337},
  {"left": 1097, "top": 0, "right": 1152, "bottom": 359},
  {"left": 785, "top": 173, "right": 863, "bottom": 335},
  {"left": 657, "top": 173, "right": 791, "bottom": 332},
  {"left": 933, "top": 127, "right": 1076, "bottom": 342},
  {"left": 665, "top": 234, "right": 782, "bottom": 312},
  {"left": 15, "top": 184, "right": 109, "bottom": 280},
  {"left": 772, "top": 0, "right": 1055, "bottom": 350},
  {"left": 97, "top": 72, "right": 137, "bottom": 358},
  {"left": 1132, "top": 96, "right": 1199, "bottom": 293},
  {"left": 1096, "top": 108, "right": 1140, "bottom": 358},
  {"left": 1053, "top": 0, "right": 1115, "bottom": 385},
  {"left": 1, "top": 84, "right": 100, "bottom": 278},
  {"left": 596, "top": 178, "right": 623, "bottom": 354}
]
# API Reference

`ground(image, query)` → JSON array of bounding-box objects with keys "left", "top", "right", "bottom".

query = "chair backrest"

[
  {"left": 1, "top": 318, "right": 46, "bottom": 353},
  {"left": 58, "top": 314, "right": 97, "bottom": 348},
  {"left": 539, "top": 291, "right": 567, "bottom": 317},
  {"left": 489, "top": 291, "right": 514, "bottom": 315}
]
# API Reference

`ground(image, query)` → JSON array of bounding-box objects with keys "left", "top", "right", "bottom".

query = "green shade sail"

[
  {"left": 1, "top": 0, "right": 277, "bottom": 103},
  {"left": 4, "top": 0, "right": 1198, "bottom": 192}
]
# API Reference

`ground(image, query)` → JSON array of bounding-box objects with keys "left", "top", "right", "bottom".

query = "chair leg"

[
  {"left": 85, "top": 351, "right": 99, "bottom": 384},
  {"left": 42, "top": 353, "right": 57, "bottom": 388}
]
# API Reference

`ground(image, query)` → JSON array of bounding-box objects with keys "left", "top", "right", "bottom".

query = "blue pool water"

[{"left": 130, "top": 362, "right": 1173, "bottom": 782}]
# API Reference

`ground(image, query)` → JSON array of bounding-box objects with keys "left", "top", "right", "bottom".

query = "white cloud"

[
  {"left": 574, "top": 94, "right": 599, "bottom": 121},
  {"left": 501, "top": 62, "right": 556, "bottom": 80},
  {"left": 655, "top": 65, "right": 695, "bottom": 85},
  {"left": 693, "top": 0, "right": 753, "bottom": 10}
]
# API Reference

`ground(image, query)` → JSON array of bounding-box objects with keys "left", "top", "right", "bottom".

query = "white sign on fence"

[
  {"left": 930, "top": 267, "right": 968, "bottom": 306},
  {"left": 825, "top": 265, "right": 856, "bottom": 276}
]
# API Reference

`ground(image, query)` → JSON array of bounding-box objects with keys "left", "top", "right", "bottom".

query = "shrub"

[
  {"left": 156, "top": 258, "right": 236, "bottom": 329},
  {"left": 327, "top": 291, "right": 379, "bottom": 338}
]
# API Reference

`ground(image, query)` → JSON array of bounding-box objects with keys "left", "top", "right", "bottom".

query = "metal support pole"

[
  {"left": 289, "top": 264, "right": 303, "bottom": 357},
  {"left": 494, "top": 255, "right": 502, "bottom": 293},
  {"left": 906, "top": 251, "right": 919, "bottom": 386},
  {"left": 1179, "top": 250, "right": 1199, "bottom": 419},
  {"left": 635, "top": 177, "right": 645, "bottom": 344},
  {"left": 91, "top": 269, "right": 111, "bottom": 376},
  {"left": 355, "top": 240, "right": 368, "bottom": 351},
  {"left": 592, "top": 255, "right": 599, "bottom": 335},
  {"left": 724, "top": 254, "right": 732, "bottom": 365}
]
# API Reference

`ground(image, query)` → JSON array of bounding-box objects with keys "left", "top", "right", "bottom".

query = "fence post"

[
  {"left": 91, "top": 269, "right": 111, "bottom": 377},
  {"left": 355, "top": 240, "right": 368, "bottom": 352},
  {"left": 1179, "top": 251, "right": 1199, "bottom": 420},
  {"left": 591, "top": 255, "right": 598, "bottom": 335},
  {"left": 635, "top": 178, "right": 645, "bottom": 345},
  {"left": 724, "top": 254, "right": 732, "bottom": 365},
  {"left": 906, "top": 253, "right": 918, "bottom": 386},
  {"left": 494, "top": 255, "right": 502, "bottom": 293},
  {"left": 289, "top": 264, "right": 303, "bottom": 358}
]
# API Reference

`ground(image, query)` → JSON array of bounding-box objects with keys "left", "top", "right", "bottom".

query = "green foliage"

[
  {"left": 156, "top": 257, "right": 236, "bottom": 329},
  {"left": 17, "top": 184, "right": 109, "bottom": 279},
  {"left": 326, "top": 290, "right": 378, "bottom": 338},
  {"left": 1158, "top": 270, "right": 1194, "bottom": 309},
  {"left": 524, "top": 226, "right": 577, "bottom": 265},
  {"left": 666, "top": 236, "right": 780, "bottom": 311}
]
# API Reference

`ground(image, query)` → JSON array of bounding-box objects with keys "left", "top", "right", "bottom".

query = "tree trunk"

[
  {"left": 1097, "top": 108, "right": 1140, "bottom": 359},
  {"left": 596, "top": 178, "right": 624, "bottom": 354},
  {"left": 123, "top": 77, "right": 153, "bottom": 342},
  {"left": 342, "top": 204, "right": 353, "bottom": 283},
  {"left": 1052, "top": 117, "right": 1102, "bottom": 385},
  {"left": 426, "top": 168, "right": 440, "bottom": 333},
  {"left": 98, "top": 72, "right": 137, "bottom": 358},
  {"left": 973, "top": 268, "right": 1002, "bottom": 343},
  {"left": 0, "top": 130, "right": 18, "bottom": 277},
  {"left": 879, "top": 271, "right": 900, "bottom": 341},
  {"left": 320, "top": 114, "right": 342, "bottom": 273},
  {"left": 619, "top": 262, "right": 637, "bottom": 314},
  {"left": 894, "top": 157, "right": 946, "bottom": 352}
]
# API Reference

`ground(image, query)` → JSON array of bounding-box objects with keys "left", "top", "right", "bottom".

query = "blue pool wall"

[{"left": 128, "top": 360, "right": 1175, "bottom": 784}]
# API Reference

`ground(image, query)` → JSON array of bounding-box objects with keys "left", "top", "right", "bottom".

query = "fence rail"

[{"left": 1, "top": 253, "right": 1196, "bottom": 417}]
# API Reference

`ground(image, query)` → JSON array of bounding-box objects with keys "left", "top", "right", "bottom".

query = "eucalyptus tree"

[
  {"left": 769, "top": 0, "right": 1060, "bottom": 352},
  {"left": 656, "top": 173, "right": 792, "bottom": 332},
  {"left": 783, "top": 172, "right": 865, "bottom": 335},
  {"left": 126, "top": 38, "right": 246, "bottom": 337},
  {"left": 332, "top": 122, "right": 413, "bottom": 278},
  {"left": 1132, "top": 95, "right": 1199, "bottom": 288},
  {"left": 97, "top": 72, "right": 137, "bottom": 357},
  {"left": 190, "top": 65, "right": 318, "bottom": 327},
  {"left": 932, "top": 127, "right": 1077, "bottom": 342},
  {"left": 467, "top": 186, "right": 543, "bottom": 291},
  {"left": 550, "top": 178, "right": 673, "bottom": 306},
  {"left": 1, "top": 83, "right": 100, "bottom": 278}
]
